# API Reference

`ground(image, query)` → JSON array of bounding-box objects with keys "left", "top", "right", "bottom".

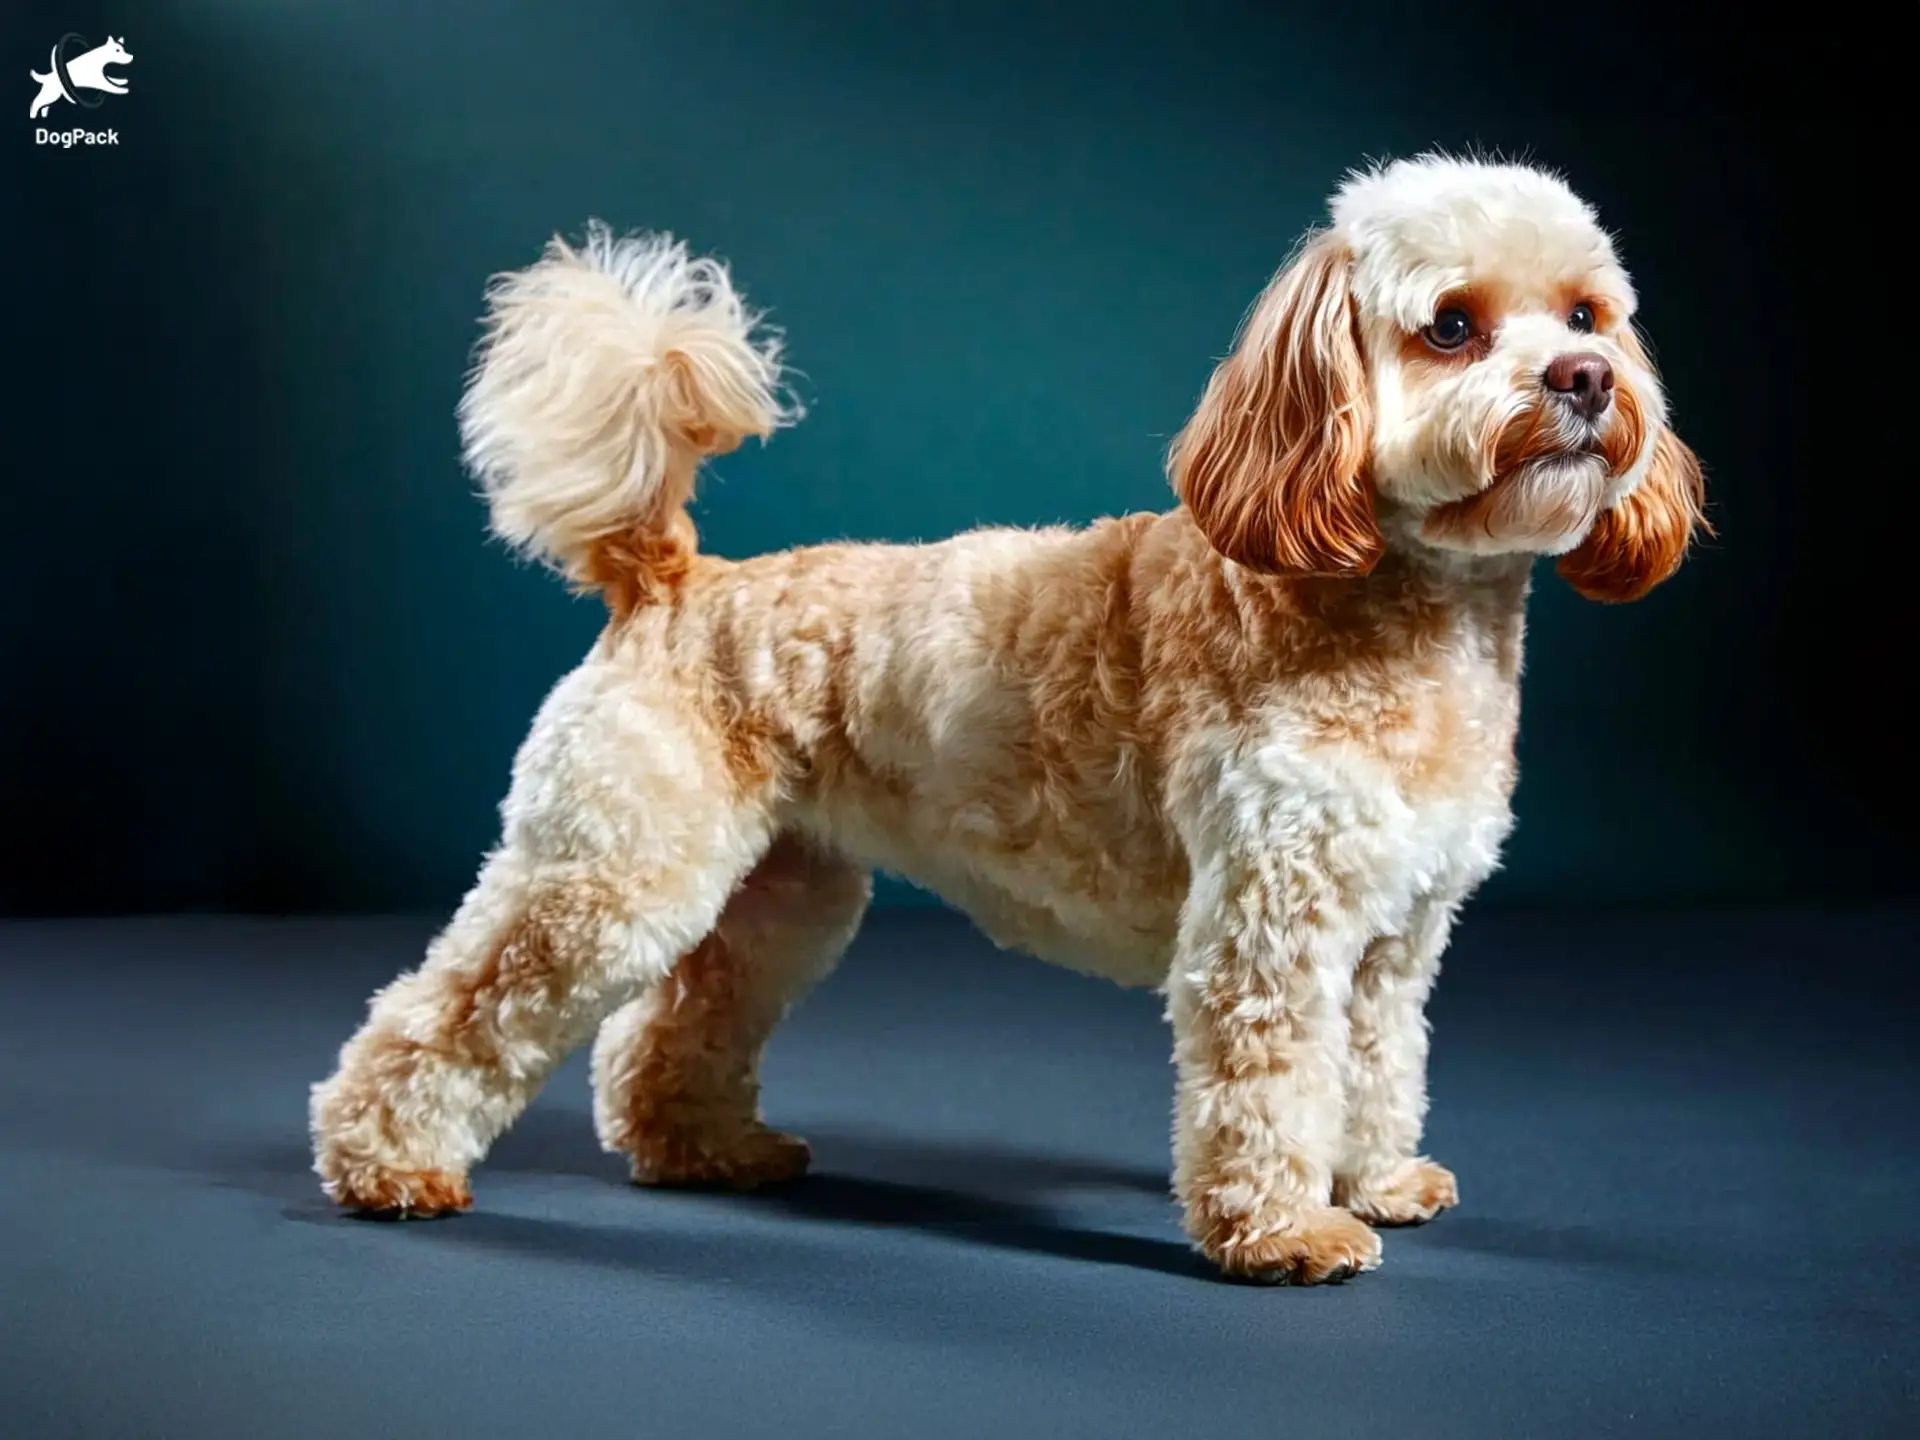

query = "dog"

[
  {"left": 29, "top": 35, "right": 131, "bottom": 119},
  {"left": 311, "top": 154, "right": 1705, "bottom": 1284}
]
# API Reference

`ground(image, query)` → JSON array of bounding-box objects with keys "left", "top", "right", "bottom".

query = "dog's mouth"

[
  {"left": 1419, "top": 451, "right": 1609, "bottom": 556},
  {"left": 1562, "top": 386, "right": 1649, "bottom": 478},
  {"left": 1468, "top": 391, "right": 1640, "bottom": 500}
]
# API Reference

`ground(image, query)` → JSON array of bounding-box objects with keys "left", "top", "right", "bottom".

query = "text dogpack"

[{"left": 36, "top": 126, "right": 118, "bottom": 147}]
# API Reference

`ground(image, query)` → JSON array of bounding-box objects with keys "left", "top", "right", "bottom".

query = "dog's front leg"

[
  {"left": 1166, "top": 857, "right": 1383, "bottom": 1285},
  {"left": 1333, "top": 891, "right": 1463, "bottom": 1227}
]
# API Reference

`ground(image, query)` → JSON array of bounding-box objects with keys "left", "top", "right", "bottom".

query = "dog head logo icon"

[{"left": 29, "top": 34, "right": 132, "bottom": 119}]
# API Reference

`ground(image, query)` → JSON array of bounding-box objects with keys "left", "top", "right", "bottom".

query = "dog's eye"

[
  {"left": 1568, "top": 302, "right": 1596, "bottom": 334},
  {"left": 1423, "top": 308, "right": 1473, "bottom": 351}
]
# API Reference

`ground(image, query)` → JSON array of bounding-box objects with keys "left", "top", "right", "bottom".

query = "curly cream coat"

[{"left": 311, "top": 155, "right": 1704, "bottom": 1284}]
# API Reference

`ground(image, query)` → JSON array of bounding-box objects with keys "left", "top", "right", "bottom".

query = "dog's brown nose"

[{"left": 1545, "top": 353, "right": 1614, "bottom": 421}]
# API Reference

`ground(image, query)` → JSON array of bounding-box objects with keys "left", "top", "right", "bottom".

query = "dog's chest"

[
  {"left": 1232, "top": 659, "right": 1521, "bottom": 928},
  {"left": 921, "top": 673, "right": 1517, "bottom": 982}
]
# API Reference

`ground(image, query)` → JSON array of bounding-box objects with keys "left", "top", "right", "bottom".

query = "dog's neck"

[
  {"left": 1381, "top": 507, "right": 1534, "bottom": 682},
  {"left": 1197, "top": 502, "right": 1536, "bottom": 685},
  {"left": 1372, "top": 499, "right": 1538, "bottom": 589}
]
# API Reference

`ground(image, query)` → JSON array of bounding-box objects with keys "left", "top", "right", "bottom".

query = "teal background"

[{"left": 5, "top": 1, "right": 1904, "bottom": 914}]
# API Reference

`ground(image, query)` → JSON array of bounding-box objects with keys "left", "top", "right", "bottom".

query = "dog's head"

[{"left": 1168, "top": 155, "right": 1706, "bottom": 601}]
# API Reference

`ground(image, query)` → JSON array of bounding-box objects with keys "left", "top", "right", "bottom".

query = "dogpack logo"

[{"left": 29, "top": 32, "right": 131, "bottom": 147}]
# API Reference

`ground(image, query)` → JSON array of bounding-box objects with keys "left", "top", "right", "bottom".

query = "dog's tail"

[{"left": 459, "top": 224, "right": 798, "bottom": 610}]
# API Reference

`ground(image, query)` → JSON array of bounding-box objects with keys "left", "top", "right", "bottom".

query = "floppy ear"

[
  {"left": 1167, "top": 231, "right": 1381, "bottom": 576},
  {"left": 1557, "top": 334, "right": 1708, "bottom": 602}
]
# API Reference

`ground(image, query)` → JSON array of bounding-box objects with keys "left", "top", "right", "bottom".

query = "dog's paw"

[
  {"left": 628, "top": 1123, "right": 812, "bottom": 1192},
  {"left": 1196, "top": 1205, "right": 1384, "bottom": 1285},
  {"left": 321, "top": 1165, "right": 473, "bottom": 1219},
  {"left": 1334, "top": 1158, "right": 1458, "bottom": 1228}
]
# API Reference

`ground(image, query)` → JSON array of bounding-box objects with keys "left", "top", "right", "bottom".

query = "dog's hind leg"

[
  {"left": 590, "top": 833, "right": 871, "bottom": 1190},
  {"left": 309, "top": 668, "right": 780, "bottom": 1216}
]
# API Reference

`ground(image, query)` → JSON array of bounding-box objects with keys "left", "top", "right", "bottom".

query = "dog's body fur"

[{"left": 312, "top": 156, "right": 1704, "bottom": 1283}]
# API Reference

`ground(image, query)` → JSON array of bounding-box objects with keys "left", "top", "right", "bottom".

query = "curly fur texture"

[{"left": 311, "top": 155, "right": 1706, "bottom": 1284}]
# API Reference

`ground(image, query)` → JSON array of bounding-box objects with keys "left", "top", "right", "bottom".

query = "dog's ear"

[
  {"left": 1168, "top": 231, "right": 1382, "bottom": 577},
  {"left": 1557, "top": 331, "right": 1708, "bottom": 603},
  {"left": 1555, "top": 430, "right": 1705, "bottom": 601}
]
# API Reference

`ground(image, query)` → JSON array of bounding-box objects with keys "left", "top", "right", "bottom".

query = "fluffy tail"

[{"left": 458, "top": 223, "right": 798, "bottom": 608}]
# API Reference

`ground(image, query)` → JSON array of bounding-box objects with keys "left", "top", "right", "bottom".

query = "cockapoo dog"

[{"left": 311, "top": 154, "right": 1705, "bottom": 1284}]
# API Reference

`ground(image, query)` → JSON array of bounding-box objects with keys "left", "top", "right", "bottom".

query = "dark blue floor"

[{"left": 1, "top": 909, "right": 1914, "bottom": 1438}]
